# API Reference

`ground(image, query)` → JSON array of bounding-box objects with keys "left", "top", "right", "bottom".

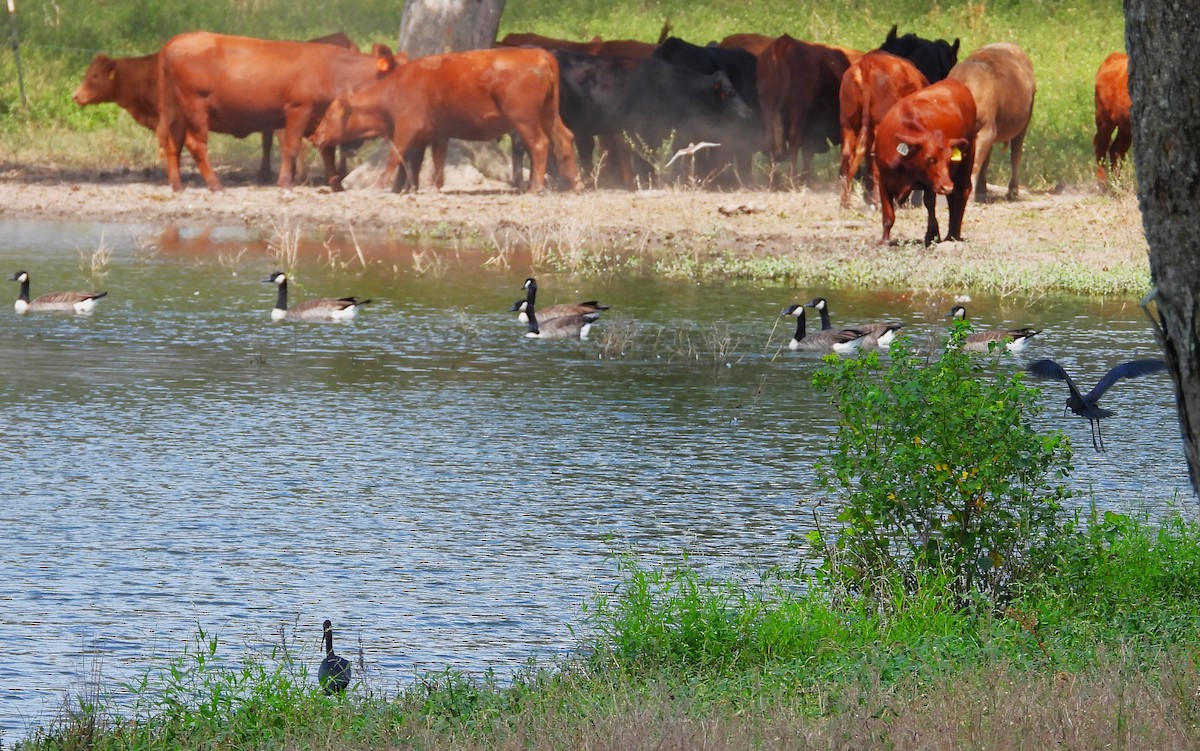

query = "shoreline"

[{"left": 0, "top": 165, "right": 1151, "bottom": 296}]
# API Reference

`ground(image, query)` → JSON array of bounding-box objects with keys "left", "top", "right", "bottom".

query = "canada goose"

[
  {"left": 9, "top": 270, "right": 106, "bottom": 314},
  {"left": 512, "top": 277, "right": 608, "bottom": 324},
  {"left": 806, "top": 297, "right": 904, "bottom": 348},
  {"left": 262, "top": 271, "right": 371, "bottom": 322},
  {"left": 517, "top": 299, "right": 597, "bottom": 339},
  {"left": 947, "top": 305, "right": 1040, "bottom": 352},
  {"left": 1026, "top": 358, "right": 1167, "bottom": 451},
  {"left": 781, "top": 304, "right": 868, "bottom": 353},
  {"left": 317, "top": 619, "right": 351, "bottom": 695}
]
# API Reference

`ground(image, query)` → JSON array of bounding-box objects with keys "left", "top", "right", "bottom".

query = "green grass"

[
  {"left": 0, "top": 0, "right": 1123, "bottom": 187},
  {"left": 18, "top": 509, "right": 1200, "bottom": 751}
]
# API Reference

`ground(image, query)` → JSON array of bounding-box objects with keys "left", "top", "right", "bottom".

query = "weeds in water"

[
  {"left": 267, "top": 216, "right": 301, "bottom": 274},
  {"left": 77, "top": 234, "right": 113, "bottom": 283}
]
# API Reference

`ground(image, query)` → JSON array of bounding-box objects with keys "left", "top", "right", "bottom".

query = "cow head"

[
  {"left": 73, "top": 54, "right": 118, "bottom": 105},
  {"left": 886, "top": 130, "right": 969, "bottom": 195},
  {"left": 710, "top": 71, "right": 754, "bottom": 120}
]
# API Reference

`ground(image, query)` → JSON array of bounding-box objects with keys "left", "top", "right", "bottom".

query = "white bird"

[{"left": 665, "top": 142, "right": 721, "bottom": 168}]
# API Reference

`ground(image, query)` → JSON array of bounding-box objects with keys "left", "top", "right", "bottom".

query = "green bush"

[{"left": 810, "top": 322, "right": 1073, "bottom": 605}]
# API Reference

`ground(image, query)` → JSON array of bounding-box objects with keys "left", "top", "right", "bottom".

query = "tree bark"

[
  {"left": 1125, "top": 0, "right": 1200, "bottom": 493},
  {"left": 398, "top": 0, "right": 506, "bottom": 57}
]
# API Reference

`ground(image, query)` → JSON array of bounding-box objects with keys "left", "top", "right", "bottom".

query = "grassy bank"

[
  {"left": 17, "top": 509, "right": 1200, "bottom": 751},
  {"left": 0, "top": 0, "right": 1124, "bottom": 188}
]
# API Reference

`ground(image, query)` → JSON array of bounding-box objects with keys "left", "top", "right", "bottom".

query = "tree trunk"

[
  {"left": 1125, "top": 0, "right": 1200, "bottom": 493},
  {"left": 398, "top": 0, "right": 506, "bottom": 57}
]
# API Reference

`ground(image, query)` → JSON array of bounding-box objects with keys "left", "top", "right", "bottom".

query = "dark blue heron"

[
  {"left": 318, "top": 619, "right": 351, "bottom": 695},
  {"left": 1026, "top": 358, "right": 1167, "bottom": 451}
]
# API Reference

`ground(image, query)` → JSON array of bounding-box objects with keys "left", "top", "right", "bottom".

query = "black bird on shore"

[
  {"left": 1025, "top": 358, "right": 1167, "bottom": 451},
  {"left": 318, "top": 619, "right": 351, "bottom": 695}
]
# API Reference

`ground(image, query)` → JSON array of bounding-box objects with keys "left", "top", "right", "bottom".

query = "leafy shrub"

[{"left": 811, "top": 323, "right": 1073, "bottom": 605}]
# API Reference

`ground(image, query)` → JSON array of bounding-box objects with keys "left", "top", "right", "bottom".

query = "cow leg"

[
  {"left": 879, "top": 187, "right": 899, "bottom": 245},
  {"left": 972, "top": 129, "right": 995, "bottom": 203},
  {"left": 320, "top": 145, "right": 344, "bottom": 192},
  {"left": 946, "top": 149, "right": 975, "bottom": 242},
  {"left": 510, "top": 132, "right": 526, "bottom": 190},
  {"left": 160, "top": 125, "right": 187, "bottom": 192},
  {"left": 1111, "top": 127, "right": 1132, "bottom": 180},
  {"left": 1093, "top": 118, "right": 1114, "bottom": 184},
  {"left": 515, "top": 124, "right": 551, "bottom": 193},
  {"left": 276, "top": 113, "right": 310, "bottom": 190},
  {"left": 550, "top": 118, "right": 582, "bottom": 191},
  {"left": 922, "top": 187, "right": 942, "bottom": 246},
  {"left": 183, "top": 126, "right": 222, "bottom": 192},
  {"left": 839, "top": 129, "right": 861, "bottom": 209},
  {"left": 259, "top": 132, "right": 274, "bottom": 183},
  {"left": 431, "top": 139, "right": 448, "bottom": 190},
  {"left": 1006, "top": 128, "right": 1027, "bottom": 200}
]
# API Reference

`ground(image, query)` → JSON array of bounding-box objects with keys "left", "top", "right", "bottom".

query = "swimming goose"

[
  {"left": 517, "top": 299, "right": 597, "bottom": 339},
  {"left": 317, "top": 619, "right": 351, "bottom": 695},
  {"left": 781, "top": 304, "right": 868, "bottom": 352},
  {"left": 262, "top": 271, "right": 370, "bottom": 322},
  {"left": 1026, "top": 358, "right": 1167, "bottom": 451},
  {"left": 806, "top": 297, "right": 904, "bottom": 348},
  {"left": 9, "top": 270, "right": 107, "bottom": 314},
  {"left": 947, "top": 305, "right": 1040, "bottom": 353},
  {"left": 512, "top": 277, "right": 608, "bottom": 324}
]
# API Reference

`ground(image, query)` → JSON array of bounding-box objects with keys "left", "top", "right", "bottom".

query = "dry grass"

[{"left": 382, "top": 656, "right": 1200, "bottom": 751}]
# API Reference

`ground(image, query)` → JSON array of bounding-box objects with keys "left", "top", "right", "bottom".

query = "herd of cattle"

[{"left": 70, "top": 25, "right": 1134, "bottom": 245}]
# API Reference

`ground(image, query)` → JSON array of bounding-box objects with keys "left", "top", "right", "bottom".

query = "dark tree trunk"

[
  {"left": 1125, "top": 0, "right": 1200, "bottom": 493},
  {"left": 398, "top": 0, "right": 506, "bottom": 57}
]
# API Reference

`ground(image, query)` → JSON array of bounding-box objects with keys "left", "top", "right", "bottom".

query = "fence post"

[{"left": 8, "top": 0, "right": 27, "bottom": 107}]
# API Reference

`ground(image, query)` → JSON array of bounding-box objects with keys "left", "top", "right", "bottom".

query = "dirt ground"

[{"left": 0, "top": 155, "right": 1150, "bottom": 292}]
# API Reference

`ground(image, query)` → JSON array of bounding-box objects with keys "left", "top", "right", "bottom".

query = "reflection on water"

[{"left": 0, "top": 219, "right": 1189, "bottom": 739}]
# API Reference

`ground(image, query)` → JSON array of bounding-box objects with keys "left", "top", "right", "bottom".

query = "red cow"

[
  {"left": 947, "top": 43, "right": 1036, "bottom": 202},
  {"left": 874, "top": 78, "right": 978, "bottom": 245},
  {"left": 311, "top": 47, "right": 581, "bottom": 193},
  {"left": 74, "top": 33, "right": 360, "bottom": 185},
  {"left": 1093, "top": 52, "right": 1131, "bottom": 184},
  {"left": 838, "top": 50, "right": 929, "bottom": 208},
  {"left": 155, "top": 32, "right": 389, "bottom": 192},
  {"left": 757, "top": 34, "right": 852, "bottom": 183}
]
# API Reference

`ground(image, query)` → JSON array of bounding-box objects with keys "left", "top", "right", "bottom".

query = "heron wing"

[{"left": 1087, "top": 358, "right": 1167, "bottom": 401}]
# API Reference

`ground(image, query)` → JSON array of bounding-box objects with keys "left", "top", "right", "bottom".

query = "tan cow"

[{"left": 947, "top": 43, "right": 1036, "bottom": 202}]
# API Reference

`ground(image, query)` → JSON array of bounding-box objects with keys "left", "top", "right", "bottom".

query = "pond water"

[{"left": 0, "top": 218, "right": 1189, "bottom": 741}]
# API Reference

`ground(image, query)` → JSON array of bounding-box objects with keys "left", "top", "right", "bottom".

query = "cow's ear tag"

[
  {"left": 950, "top": 147, "right": 963, "bottom": 162},
  {"left": 377, "top": 57, "right": 392, "bottom": 73},
  {"left": 109, "top": 69, "right": 117, "bottom": 81},
  {"left": 896, "top": 142, "right": 910, "bottom": 157}
]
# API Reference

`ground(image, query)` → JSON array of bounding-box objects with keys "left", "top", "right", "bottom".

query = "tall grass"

[{"left": 0, "top": 0, "right": 1123, "bottom": 187}]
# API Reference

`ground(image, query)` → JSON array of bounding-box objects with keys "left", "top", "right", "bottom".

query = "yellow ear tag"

[{"left": 950, "top": 147, "right": 963, "bottom": 162}]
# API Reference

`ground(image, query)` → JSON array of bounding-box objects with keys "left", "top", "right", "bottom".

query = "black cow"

[
  {"left": 617, "top": 57, "right": 755, "bottom": 185},
  {"left": 512, "top": 51, "right": 643, "bottom": 189},
  {"left": 649, "top": 37, "right": 761, "bottom": 182},
  {"left": 878, "top": 25, "right": 960, "bottom": 84}
]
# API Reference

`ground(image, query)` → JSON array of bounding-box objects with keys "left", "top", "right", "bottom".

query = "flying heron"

[{"left": 1025, "top": 358, "right": 1167, "bottom": 451}]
